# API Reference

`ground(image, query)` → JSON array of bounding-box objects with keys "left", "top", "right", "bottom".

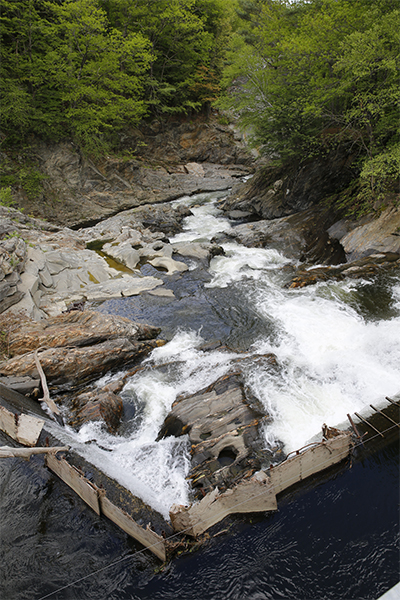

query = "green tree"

[
  {"left": 220, "top": 0, "right": 399, "bottom": 203},
  {"left": 45, "top": 0, "right": 152, "bottom": 152},
  {"left": 0, "top": 0, "right": 58, "bottom": 141}
]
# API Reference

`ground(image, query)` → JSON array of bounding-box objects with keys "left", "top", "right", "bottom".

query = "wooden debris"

[
  {"left": 33, "top": 349, "right": 61, "bottom": 416},
  {"left": 170, "top": 470, "right": 277, "bottom": 537},
  {"left": 99, "top": 494, "right": 166, "bottom": 562},
  {"left": 170, "top": 429, "right": 353, "bottom": 537},
  {"left": 0, "top": 446, "right": 68, "bottom": 458},
  {"left": 45, "top": 452, "right": 167, "bottom": 561},
  {"left": 0, "top": 405, "right": 44, "bottom": 446},
  {"left": 46, "top": 452, "right": 101, "bottom": 515},
  {"left": 268, "top": 432, "right": 352, "bottom": 495}
]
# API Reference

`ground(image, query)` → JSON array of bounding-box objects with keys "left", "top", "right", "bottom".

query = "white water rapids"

[{"left": 47, "top": 191, "right": 400, "bottom": 519}]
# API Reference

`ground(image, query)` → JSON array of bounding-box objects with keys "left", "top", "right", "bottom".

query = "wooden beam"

[
  {"left": 46, "top": 453, "right": 101, "bottom": 515},
  {"left": 170, "top": 471, "right": 277, "bottom": 537},
  {"left": 269, "top": 432, "right": 352, "bottom": 495},
  {"left": 0, "top": 405, "right": 44, "bottom": 446},
  {"left": 0, "top": 446, "right": 69, "bottom": 458},
  {"left": 99, "top": 494, "right": 166, "bottom": 562}
]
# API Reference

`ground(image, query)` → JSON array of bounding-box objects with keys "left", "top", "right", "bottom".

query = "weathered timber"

[
  {"left": 0, "top": 446, "right": 68, "bottom": 458},
  {"left": 33, "top": 349, "right": 61, "bottom": 416},
  {"left": 0, "top": 405, "right": 44, "bottom": 446},
  {"left": 99, "top": 494, "right": 166, "bottom": 562},
  {"left": 45, "top": 452, "right": 167, "bottom": 560},
  {"left": 46, "top": 452, "right": 101, "bottom": 515},
  {"left": 170, "top": 429, "right": 353, "bottom": 537},
  {"left": 170, "top": 470, "right": 277, "bottom": 537},
  {"left": 268, "top": 432, "right": 352, "bottom": 495}
]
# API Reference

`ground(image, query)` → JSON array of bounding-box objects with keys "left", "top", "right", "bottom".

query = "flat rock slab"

[
  {"left": 8, "top": 310, "right": 161, "bottom": 356},
  {"left": 0, "top": 338, "right": 164, "bottom": 387}
]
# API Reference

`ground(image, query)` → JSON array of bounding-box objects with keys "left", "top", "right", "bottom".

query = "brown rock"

[
  {"left": 0, "top": 338, "right": 163, "bottom": 387},
  {"left": 8, "top": 310, "right": 161, "bottom": 356},
  {"left": 68, "top": 389, "right": 123, "bottom": 433}
]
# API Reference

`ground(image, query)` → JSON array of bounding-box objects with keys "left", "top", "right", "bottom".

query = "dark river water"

[{"left": 1, "top": 191, "right": 399, "bottom": 599}]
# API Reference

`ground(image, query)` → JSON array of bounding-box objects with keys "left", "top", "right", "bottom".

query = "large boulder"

[
  {"left": 0, "top": 337, "right": 164, "bottom": 387},
  {"left": 158, "top": 366, "right": 279, "bottom": 501},
  {"left": 7, "top": 310, "right": 161, "bottom": 356}
]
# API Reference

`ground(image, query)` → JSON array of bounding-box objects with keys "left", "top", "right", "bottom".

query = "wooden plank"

[
  {"left": 46, "top": 453, "right": 101, "bottom": 516},
  {"left": 16, "top": 413, "right": 45, "bottom": 446},
  {"left": 99, "top": 494, "right": 166, "bottom": 562},
  {"left": 0, "top": 405, "right": 44, "bottom": 446},
  {"left": 269, "top": 432, "right": 352, "bottom": 495},
  {"left": 170, "top": 471, "right": 277, "bottom": 537},
  {"left": 0, "top": 405, "right": 17, "bottom": 440},
  {"left": 0, "top": 446, "right": 69, "bottom": 458}
]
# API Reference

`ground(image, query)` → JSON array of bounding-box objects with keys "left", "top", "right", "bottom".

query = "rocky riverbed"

[{"left": 1, "top": 125, "right": 399, "bottom": 533}]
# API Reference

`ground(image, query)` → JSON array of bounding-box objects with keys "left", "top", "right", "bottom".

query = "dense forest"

[{"left": 1, "top": 0, "right": 399, "bottom": 207}]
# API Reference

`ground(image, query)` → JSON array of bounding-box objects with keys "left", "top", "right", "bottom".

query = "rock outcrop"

[
  {"left": 6, "top": 117, "right": 254, "bottom": 229},
  {"left": 213, "top": 207, "right": 346, "bottom": 264},
  {"left": 1, "top": 200, "right": 225, "bottom": 319},
  {"left": 7, "top": 310, "right": 161, "bottom": 356},
  {"left": 0, "top": 310, "right": 165, "bottom": 433},
  {"left": 158, "top": 364, "right": 280, "bottom": 502},
  {"left": 220, "top": 154, "right": 400, "bottom": 265}
]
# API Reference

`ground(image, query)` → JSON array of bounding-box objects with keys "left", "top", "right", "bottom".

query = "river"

[{"left": 1, "top": 191, "right": 399, "bottom": 599}]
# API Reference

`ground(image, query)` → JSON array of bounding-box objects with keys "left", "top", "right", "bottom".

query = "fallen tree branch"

[
  {"left": 33, "top": 349, "right": 61, "bottom": 416},
  {"left": 0, "top": 445, "right": 69, "bottom": 458}
]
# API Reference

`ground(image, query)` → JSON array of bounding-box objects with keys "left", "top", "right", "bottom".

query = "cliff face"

[
  {"left": 2, "top": 116, "right": 255, "bottom": 228},
  {"left": 220, "top": 150, "right": 400, "bottom": 262}
]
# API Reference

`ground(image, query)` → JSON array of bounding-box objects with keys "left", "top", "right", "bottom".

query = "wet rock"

[
  {"left": 288, "top": 252, "right": 400, "bottom": 288},
  {"left": 214, "top": 207, "right": 345, "bottom": 264},
  {"left": 68, "top": 388, "right": 123, "bottom": 433},
  {"left": 8, "top": 310, "right": 161, "bottom": 356},
  {"left": 0, "top": 338, "right": 164, "bottom": 387},
  {"left": 158, "top": 372, "right": 275, "bottom": 500}
]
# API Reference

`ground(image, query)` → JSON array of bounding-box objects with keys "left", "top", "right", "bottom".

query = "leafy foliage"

[
  {"left": 1, "top": 0, "right": 236, "bottom": 150},
  {"left": 220, "top": 0, "right": 400, "bottom": 205}
]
